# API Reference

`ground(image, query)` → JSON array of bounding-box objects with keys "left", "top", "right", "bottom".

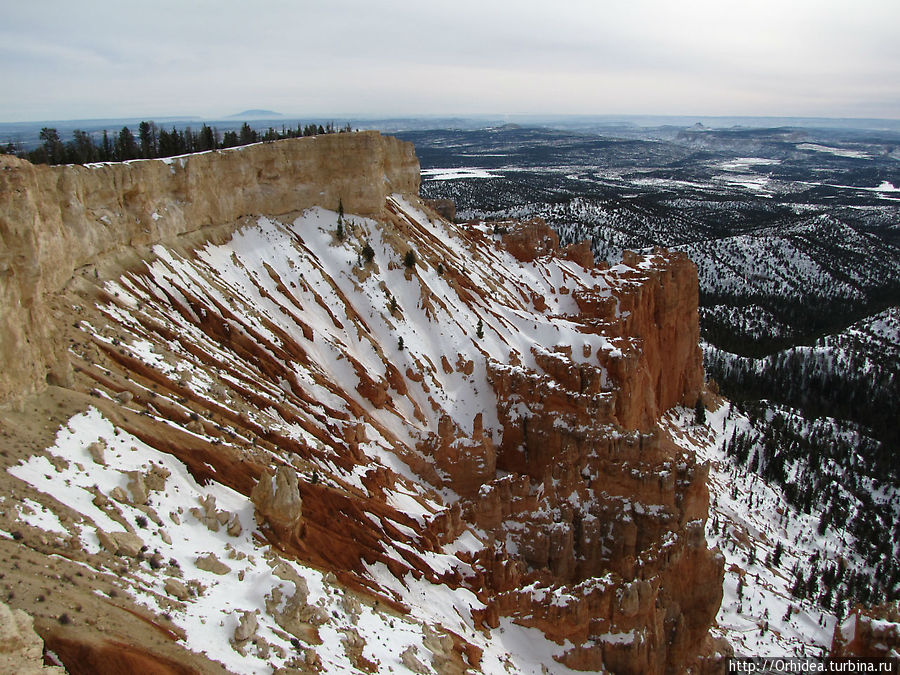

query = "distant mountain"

[{"left": 227, "top": 109, "right": 282, "bottom": 119}]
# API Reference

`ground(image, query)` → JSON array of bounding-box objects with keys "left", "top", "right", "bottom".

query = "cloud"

[{"left": 1, "top": 0, "right": 898, "bottom": 120}]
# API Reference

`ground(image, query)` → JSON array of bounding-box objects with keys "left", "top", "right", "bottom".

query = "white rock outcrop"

[{"left": 0, "top": 601, "right": 66, "bottom": 674}]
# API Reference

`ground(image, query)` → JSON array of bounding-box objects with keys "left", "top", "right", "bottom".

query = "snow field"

[
  {"left": 664, "top": 403, "right": 850, "bottom": 656},
  {"left": 9, "top": 406, "right": 600, "bottom": 673}
]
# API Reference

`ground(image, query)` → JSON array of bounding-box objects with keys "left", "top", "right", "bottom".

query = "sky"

[{"left": 1, "top": 0, "right": 899, "bottom": 122}]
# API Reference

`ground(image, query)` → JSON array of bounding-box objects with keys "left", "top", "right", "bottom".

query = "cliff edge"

[
  {"left": 0, "top": 131, "right": 419, "bottom": 402},
  {"left": 0, "top": 136, "right": 722, "bottom": 674}
]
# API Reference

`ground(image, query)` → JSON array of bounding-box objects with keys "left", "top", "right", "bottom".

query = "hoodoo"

[{"left": 0, "top": 132, "right": 722, "bottom": 673}]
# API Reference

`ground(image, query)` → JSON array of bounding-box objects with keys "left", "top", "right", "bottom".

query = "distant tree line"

[
  {"left": 700, "top": 289, "right": 900, "bottom": 357},
  {"left": 2, "top": 120, "right": 354, "bottom": 166},
  {"left": 706, "top": 342, "right": 899, "bottom": 456}
]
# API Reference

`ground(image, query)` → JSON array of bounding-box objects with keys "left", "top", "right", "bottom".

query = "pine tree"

[
  {"left": 362, "top": 242, "right": 375, "bottom": 263},
  {"left": 71, "top": 129, "right": 96, "bottom": 164},
  {"left": 101, "top": 130, "right": 112, "bottom": 161},
  {"left": 198, "top": 124, "right": 215, "bottom": 151},
  {"left": 398, "top": 336, "right": 404, "bottom": 351},
  {"left": 181, "top": 127, "right": 193, "bottom": 153},
  {"left": 239, "top": 122, "right": 257, "bottom": 145},
  {"left": 694, "top": 397, "right": 707, "bottom": 425},
  {"left": 476, "top": 319, "right": 484, "bottom": 339},
  {"left": 222, "top": 130, "right": 239, "bottom": 147},
  {"left": 157, "top": 127, "right": 173, "bottom": 157},
  {"left": 138, "top": 121, "right": 158, "bottom": 158},
  {"left": 39, "top": 127, "right": 64, "bottom": 164},
  {"left": 791, "top": 572, "right": 804, "bottom": 598},
  {"left": 817, "top": 510, "right": 830, "bottom": 536},
  {"left": 116, "top": 126, "right": 138, "bottom": 160},
  {"left": 404, "top": 250, "right": 416, "bottom": 269}
]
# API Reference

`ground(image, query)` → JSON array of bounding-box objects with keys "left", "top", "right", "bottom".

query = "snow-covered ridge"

[
  {"left": 96, "top": 198, "right": 624, "bottom": 448},
  {"left": 0, "top": 131, "right": 420, "bottom": 403}
]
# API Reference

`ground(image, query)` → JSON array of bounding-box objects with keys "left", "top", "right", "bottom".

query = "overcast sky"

[{"left": 2, "top": 0, "right": 898, "bottom": 122}]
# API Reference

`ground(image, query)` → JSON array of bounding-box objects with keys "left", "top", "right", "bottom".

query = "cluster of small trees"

[
  {"left": 723, "top": 403, "right": 899, "bottom": 608},
  {"left": 788, "top": 552, "right": 888, "bottom": 618},
  {"left": 707, "top": 345, "right": 899, "bottom": 470},
  {"left": 3, "top": 119, "right": 353, "bottom": 166}
]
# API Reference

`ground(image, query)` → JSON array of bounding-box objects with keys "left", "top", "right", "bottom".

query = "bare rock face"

[
  {"left": 266, "top": 578, "right": 328, "bottom": 643},
  {"left": 499, "top": 217, "right": 560, "bottom": 262},
  {"left": 611, "top": 249, "right": 704, "bottom": 429},
  {"left": 832, "top": 601, "right": 900, "bottom": 659},
  {"left": 0, "top": 132, "right": 419, "bottom": 403},
  {"left": 423, "top": 198, "right": 456, "bottom": 222},
  {"left": 0, "top": 601, "right": 66, "bottom": 674},
  {"left": 195, "top": 552, "right": 231, "bottom": 575},
  {"left": 164, "top": 578, "right": 190, "bottom": 601},
  {"left": 126, "top": 470, "right": 150, "bottom": 505},
  {"left": 251, "top": 466, "right": 304, "bottom": 538},
  {"left": 417, "top": 413, "right": 496, "bottom": 497},
  {"left": 400, "top": 645, "right": 430, "bottom": 674},
  {"left": 97, "top": 530, "right": 145, "bottom": 557},
  {"left": 87, "top": 441, "right": 106, "bottom": 465},
  {"left": 573, "top": 249, "right": 703, "bottom": 430},
  {"left": 341, "top": 627, "right": 377, "bottom": 672},
  {"left": 498, "top": 215, "right": 595, "bottom": 267},
  {"left": 561, "top": 240, "right": 595, "bottom": 268},
  {"left": 233, "top": 610, "right": 259, "bottom": 644},
  {"left": 189, "top": 493, "right": 240, "bottom": 536}
]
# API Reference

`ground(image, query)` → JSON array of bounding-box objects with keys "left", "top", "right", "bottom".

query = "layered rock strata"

[
  {"left": 0, "top": 136, "right": 721, "bottom": 673},
  {"left": 0, "top": 132, "right": 419, "bottom": 402}
]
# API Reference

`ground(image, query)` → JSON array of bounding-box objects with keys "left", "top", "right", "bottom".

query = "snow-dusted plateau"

[{"left": 0, "top": 125, "right": 897, "bottom": 673}]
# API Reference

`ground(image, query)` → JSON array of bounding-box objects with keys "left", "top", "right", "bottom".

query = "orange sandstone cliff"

[
  {"left": 831, "top": 601, "right": 900, "bottom": 660},
  {"left": 0, "top": 133, "right": 722, "bottom": 674}
]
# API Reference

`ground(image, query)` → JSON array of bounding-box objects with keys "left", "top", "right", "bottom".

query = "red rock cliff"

[
  {"left": 580, "top": 248, "right": 704, "bottom": 430},
  {"left": 0, "top": 140, "right": 721, "bottom": 674},
  {"left": 471, "top": 231, "right": 718, "bottom": 673}
]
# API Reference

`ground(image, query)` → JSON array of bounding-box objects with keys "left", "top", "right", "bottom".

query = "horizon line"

[{"left": 3, "top": 112, "right": 900, "bottom": 127}]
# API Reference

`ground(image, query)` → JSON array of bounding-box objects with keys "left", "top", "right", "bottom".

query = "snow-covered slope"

[
  {"left": 2, "top": 192, "right": 719, "bottom": 673},
  {"left": 8, "top": 405, "right": 583, "bottom": 674},
  {"left": 89, "top": 197, "right": 628, "bottom": 476},
  {"left": 663, "top": 397, "right": 899, "bottom": 658}
]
